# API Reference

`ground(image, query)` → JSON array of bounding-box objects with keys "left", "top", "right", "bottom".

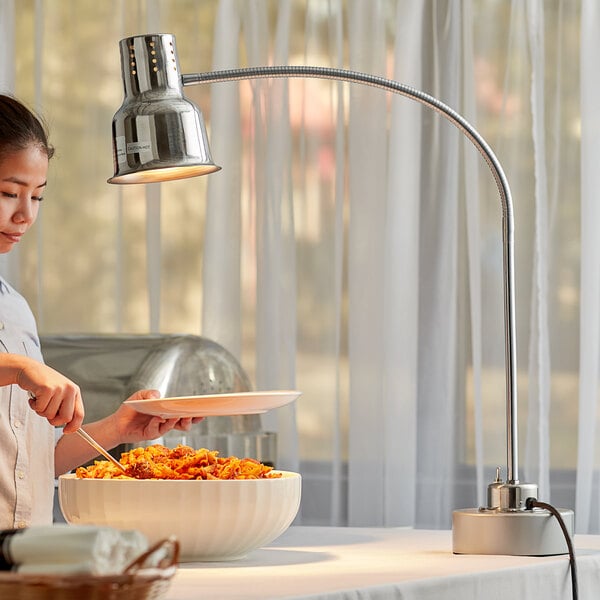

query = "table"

[{"left": 166, "top": 526, "right": 600, "bottom": 599}]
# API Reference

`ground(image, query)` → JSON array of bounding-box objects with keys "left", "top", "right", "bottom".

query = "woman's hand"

[
  {"left": 14, "top": 356, "right": 84, "bottom": 433},
  {"left": 109, "top": 389, "right": 204, "bottom": 444}
]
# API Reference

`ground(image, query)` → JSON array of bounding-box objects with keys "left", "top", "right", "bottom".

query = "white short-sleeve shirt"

[{"left": 0, "top": 277, "right": 55, "bottom": 529}]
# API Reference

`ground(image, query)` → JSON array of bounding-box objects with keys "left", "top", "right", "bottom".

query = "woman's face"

[{"left": 0, "top": 145, "right": 48, "bottom": 254}]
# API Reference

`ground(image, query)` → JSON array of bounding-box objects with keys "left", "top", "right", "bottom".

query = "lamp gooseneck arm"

[{"left": 183, "top": 65, "right": 519, "bottom": 485}]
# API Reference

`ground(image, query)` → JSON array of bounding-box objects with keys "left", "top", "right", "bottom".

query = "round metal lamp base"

[{"left": 452, "top": 508, "right": 574, "bottom": 556}]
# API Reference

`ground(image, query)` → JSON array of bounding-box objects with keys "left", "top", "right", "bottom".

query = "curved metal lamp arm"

[{"left": 182, "top": 65, "right": 519, "bottom": 485}]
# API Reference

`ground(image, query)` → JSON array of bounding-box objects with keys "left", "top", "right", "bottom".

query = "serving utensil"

[{"left": 75, "top": 428, "right": 128, "bottom": 474}]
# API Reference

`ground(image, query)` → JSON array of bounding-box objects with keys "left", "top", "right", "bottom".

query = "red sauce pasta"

[{"left": 75, "top": 444, "right": 281, "bottom": 480}]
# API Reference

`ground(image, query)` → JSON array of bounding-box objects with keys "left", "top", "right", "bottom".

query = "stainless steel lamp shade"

[{"left": 108, "top": 34, "right": 220, "bottom": 184}]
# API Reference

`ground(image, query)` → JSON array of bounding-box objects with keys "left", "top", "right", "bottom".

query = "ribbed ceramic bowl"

[{"left": 58, "top": 471, "right": 301, "bottom": 562}]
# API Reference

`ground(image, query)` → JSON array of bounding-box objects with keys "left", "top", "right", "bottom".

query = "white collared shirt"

[{"left": 0, "top": 276, "right": 54, "bottom": 529}]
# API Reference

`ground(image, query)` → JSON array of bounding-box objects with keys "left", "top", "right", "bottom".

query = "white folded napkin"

[{"left": 1, "top": 524, "right": 149, "bottom": 575}]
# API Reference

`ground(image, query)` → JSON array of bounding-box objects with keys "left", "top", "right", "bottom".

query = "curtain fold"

[
  {"left": 524, "top": 0, "right": 551, "bottom": 500},
  {"left": 577, "top": 0, "right": 600, "bottom": 535},
  {"left": 346, "top": 0, "right": 390, "bottom": 526},
  {"left": 413, "top": 1, "right": 462, "bottom": 529},
  {"left": 380, "top": 0, "right": 425, "bottom": 527},
  {"left": 318, "top": 0, "right": 346, "bottom": 526},
  {"left": 202, "top": 0, "right": 243, "bottom": 358},
  {"left": 242, "top": 1, "right": 299, "bottom": 473},
  {"left": 145, "top": 184, "right": 161, "bottom": 333},
  {"left": 460, "top": 0, "right": 484, "bottom": 509}
]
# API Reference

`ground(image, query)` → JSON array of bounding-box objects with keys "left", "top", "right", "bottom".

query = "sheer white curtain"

[
  {"left": 204, "top": 0, "right": 586, "bottom": 529},
  {"left": 1, "top": 0, "right": 596, "bottom": 531},
  {"left": 204, "top": 1, "right": 495, "bottom": 528}
]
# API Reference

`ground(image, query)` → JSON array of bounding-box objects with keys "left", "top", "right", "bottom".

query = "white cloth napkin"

[{"left": 4, "top": 524, "right": 149, "bottom": 575}]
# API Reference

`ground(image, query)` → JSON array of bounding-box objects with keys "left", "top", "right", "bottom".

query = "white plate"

[{"left": 124, "top": 390, "right": 302, "bottom": 418}]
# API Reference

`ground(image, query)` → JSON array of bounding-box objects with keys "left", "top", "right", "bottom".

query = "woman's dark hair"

[{"left": 0, "top": 94, "right": 54, "bottom": 160}]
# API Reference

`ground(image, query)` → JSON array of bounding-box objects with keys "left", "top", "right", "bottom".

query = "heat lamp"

[{"left": 107, "top": 33, "right": 573, "bottom": 556}]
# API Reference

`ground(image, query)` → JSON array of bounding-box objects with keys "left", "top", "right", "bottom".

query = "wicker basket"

[{"left": 0, "top": 537, "right": 179, "bottom": 600}]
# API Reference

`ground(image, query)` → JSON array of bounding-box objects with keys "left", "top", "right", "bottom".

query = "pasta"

[{"left": 75, "top": 444, "right": 281, "bottom": 480}]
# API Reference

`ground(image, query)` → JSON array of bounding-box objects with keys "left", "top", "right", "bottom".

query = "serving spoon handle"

[{"left": 75, "top": 428, "right": 128, "bottom": 474}]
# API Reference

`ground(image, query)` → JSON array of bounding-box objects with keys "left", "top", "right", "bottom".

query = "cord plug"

[{"left": 525, "top": 496, "right": 537, "bottom": 510}]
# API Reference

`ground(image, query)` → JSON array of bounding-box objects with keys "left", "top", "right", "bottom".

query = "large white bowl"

[{"left": 58, "top": 471, "right": 301, "bottom": 562}]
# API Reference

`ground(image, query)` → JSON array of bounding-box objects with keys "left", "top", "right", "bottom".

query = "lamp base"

[{"left": 452, "top": 507, "right": 574, "bottom": 555}]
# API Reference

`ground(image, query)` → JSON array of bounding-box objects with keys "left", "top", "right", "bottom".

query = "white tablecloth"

[{"left": 166, "top": 526, "right": 600, "bottom": 599}]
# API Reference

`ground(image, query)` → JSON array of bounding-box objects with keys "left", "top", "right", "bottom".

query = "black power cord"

[{"left": 525, "top": 497, "right": 578, "bottom": 600}]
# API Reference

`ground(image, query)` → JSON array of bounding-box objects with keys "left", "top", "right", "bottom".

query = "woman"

[{"left": 0, "top": 93, "right": 198, "bottom": 529}]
